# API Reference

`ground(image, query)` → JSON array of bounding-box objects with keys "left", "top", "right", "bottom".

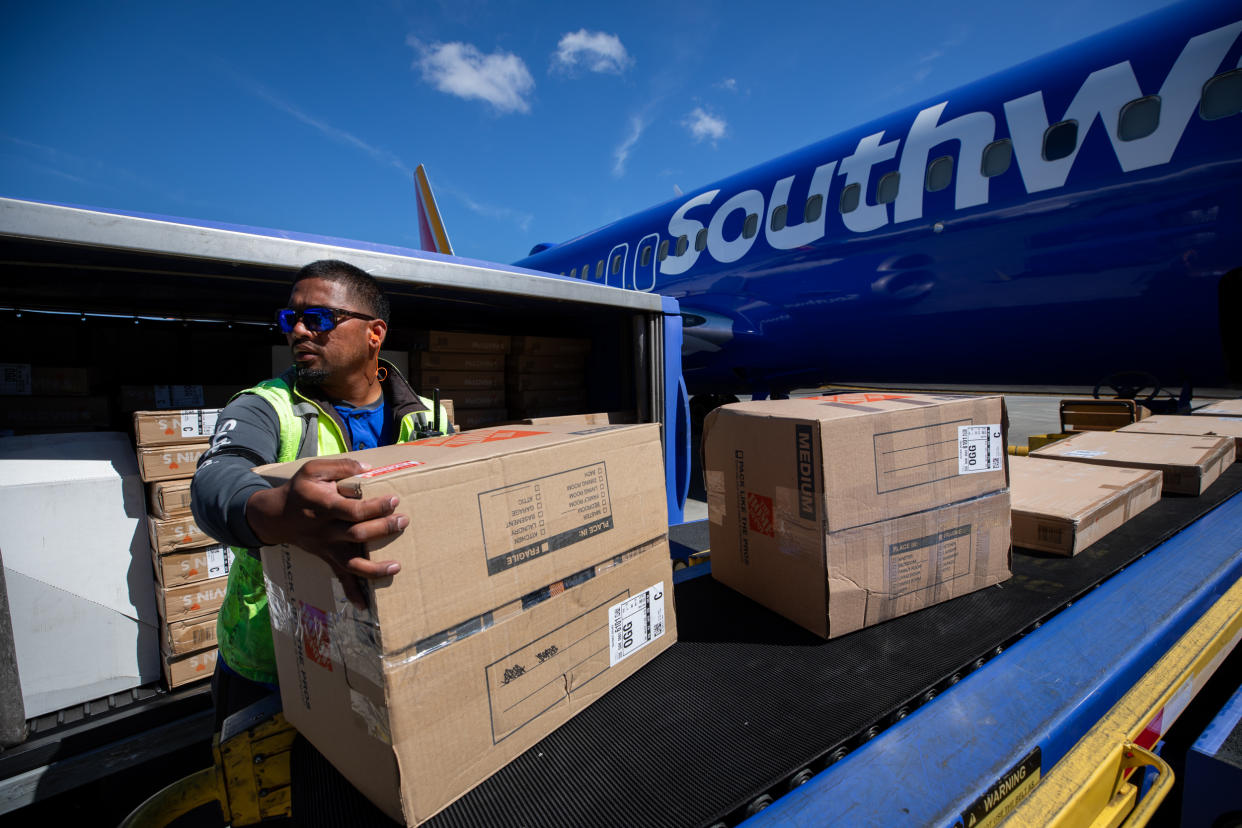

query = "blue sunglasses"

[{"left": 276, "top": 306, "right": 376, "bottom": 334}]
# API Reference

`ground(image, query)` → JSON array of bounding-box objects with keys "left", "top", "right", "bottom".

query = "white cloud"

[
  {"left": 613, "top": 116, "right": 646, "bottom": 178},
  {"left": 716, "top": 78, "right": 738, "bottom": 92},
  {"left": 683, "top": 107, "right": 726, "bottom": 144},
  {"left": 409, "top": 37, "right": 534, "bottom": 114},
  {"left": 552, "top": 30, "right": 632, "bottom": 75}
]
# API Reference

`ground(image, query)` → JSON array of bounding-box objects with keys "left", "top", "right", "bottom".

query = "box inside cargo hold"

[
  {"left": 259, "top": 422, "right": 675, "bottom": 825},
  {"left": 1119, "top": 414, "right": 1242, "bottom": 453},
  {"left": 703, "top": 394, "right": 1011, "bottom": 638},
  {"left": 148, "top": 513, "right": 217, "bottom": 554},
  {"left": 1029, "top": 431, "right": 1235, "bottom": 496},
  {"left": 0, "top": 364, "right": 90, "bottom": 396},
  {"left": 1009, "top": 455, "right": 1163, "bottom": 556},
  {"left": 136, "top": 443, "right": 209, "bottom": 483},
  {"left": 162, "top": 613, "right": 219, "bottom": 656},
  {"left": 152, "top": 543, "right": 232, "bottom": 588},
  {"left": 156, "top": 577, "right": 229, "bottom": 624},
  {"left": 133, "top": 408, "right": 220, "bottom": 447},
  {"left": 162, "top": 647, "right": 218, "bottom": 689},
  {"left": 148, "top": 479, "right": 194, "bottom": 519}
]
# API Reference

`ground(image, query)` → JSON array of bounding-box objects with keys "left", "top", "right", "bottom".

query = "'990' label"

[
  {"left": 959, "top": 425, "right": 1003, "bottom": 474},
  {"left": 609, "top": 584, "right": 666, "bottom": 666}
]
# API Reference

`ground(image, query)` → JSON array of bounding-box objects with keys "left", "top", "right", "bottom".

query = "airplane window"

[
  {"left": 583, "top": 264, "right": 592, "bottom": 278},
  {"left": 771, "top": 204, "right": 788, "bottom": 232},
  {"left": 1200, "top": 69, "right": 1242, "bottom": 121},
  {"left": 805, "top": 194, "right": 823, "bottom": 223},
  {"left": 1042, "top": 120, "right": 1078, "bottom": 161},
  {"left": 596, "top": 260, "right": 605, "bottom": 278},
  {"left": 612, "top": 254, "right": 622, "bottom": 275},
  {"left": 840, "top": 183, "right": 861, "bottom": 213},
  {"left": 1118, "top": 96, "right": 1161, "bottom": 141},
  {"left": 695, "top": 228, "right": 708, "bottom": 251},
  {"left": 641, "top": 245, "right": 652, "bottom": 267},
  {"left": 926, "top": 156, "right": 953, "bottom": 192},
  {"left": 743, "top": 213, "right": 759, "bottom": 239},
  {"left": 570, "top": 267, "right": 577, "bottom": 278},
  {"left": 981, "top": 139, "right": 1013, "bottom": 177},
  {"left": 876, "top": 172, "right": 900, "bottom": 204},
  {"left": 675, "top": 235, "right": 688, "bottom": 256},
  {"left": 658, "top": 239, "right": 670, "bottom": 261}
]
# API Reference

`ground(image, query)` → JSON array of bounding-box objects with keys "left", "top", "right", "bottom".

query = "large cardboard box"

[
  {"left": 133, "top": 409, "right": 220, "bottom": 447},
  {"left": 0, "top": 433, "right": 160, "bottom": 716},
  {"left": 522, "top": 411, "right": 636, "bottom": 426},
  {"left": 257, "top": 423, "right": 674, "bottom": 824},
  {"left": 1030, "top": 431, "right": 1234, "bottom": 496},
  {"left": 418, "top": 352, "right": 506, "bottom": 372},
  {"left": 162, "top": 647, "right": 217, "bottom": 689},
  {"left": 152, "top": 543, "right": 233, "bottom": 588},
  {"left": 703, "top": 395, "right": 1010, "bottom": 639},
  {"left": 510, "top": 336, "right": 591, "bottom": 356},
  {"left": 507, "top": 354, "right": 588, "bottom": 374},
  {"left": 156, "top": 576, "right": 229, "bottom": 623},
  {"left": 148, "top": 513, "right": 216, "bottom": 554},
  {"left": 506, "top": 373, "right": 585, "bottom": 392},
  {"left": 1194, "top": 399, "right": 1242, "bottom": 417},
  {"left": 136, "top": 443, "right": 209, "bottom": 483},
  {"left": 413, "top": 371, "right": 505, "bottom": 391},
  {"left": 415, "top": 330, "right": 511, "bottom": 354},
  {"left": 1119, "top": 415, "right": 1242, "bottom": 453},
  {"left": 148, "top": 479, "right": 194, "bottom": 519},
  {"left": 162, "top": 613, "right": 218, "bottom": 655},
  {"left": 1009, "top": 456, "right": 1162, "bottom": 555}
]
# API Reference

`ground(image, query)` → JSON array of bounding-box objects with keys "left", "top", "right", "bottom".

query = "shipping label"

[
  {"left": 958, "top": 424, "right": 1004, "bottom": 475},
  {"left": 1063, "top": 449, "right": 1107, "bottom": 458},
  {"left": 179, "top": 409, "right": 219, "bottom": 439},
  {"left": 608, "top": 583, "right": 666, "bottom": 666},
  {"left": 479, "top": 462, "right": 613, "bottom": 575}
]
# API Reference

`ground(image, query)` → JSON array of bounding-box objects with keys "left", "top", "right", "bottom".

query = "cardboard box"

[
  {"left": 507, "top": 354, "right": 588, "bottom": 374},
  {"left": 1194, "top": 399, "right": 1242, "bottom": 417},
  {"left": 506, "top": 373, "right": 585, "bottom": 392},
  {"left": 0, "top": 364, "right": 90, "bottom": 396},
  {"left": 148, "top": 479, "right": 194, "bottom": 519},
  {"left": 703, "top": 394, "right": 1008, "bottom": 534},
  {"left": 510, "top": 336, "right": 591, "bottom": 356},
  {"left": 1119, "top": 415, "right": 1242, "bottom": 453},
  {"left": 263, "top": 538, "right": 673, "bottom": 826},
  {"left": 0, "top": 433, "right": 160, "bottom": 716},
  {"left": 133, "top": 409, "right": 221, "bottom": 447},
  {"left": 149, "top": 513, "right": 217, "bottom": 554},
  {"left": 162, "top": 647, "right": 218, "bottom": 689},
  {"left": 152, "top": 543, "right": 233, "bottom": 588},
  {"left": 438, "top": 389, "right": 506, "bottom": 410},
  {"left": 508, "top": 388, "right": 589, "bottom": 413},
  {"left": 136, "top": 443, "right": 209, "bottom": 483},
  {"left": 415, "top": 331, "right": 511, "bottom": 354},
  {"left": 119, "top": 385, "right": 235, "bottom": 413},
  {"left": 413, "top": 371, "right": 505, "bottom": 391},
  {"left": 156, "top": 576, "right": 229, "bottom": 623},
  {"left": 1009, "top": 456, "right": 1163, "bottom": 555},
  {"left": 163, "top": 613, "right": 219, "bottom": 655},
  {"left": 273, "top": 346, "right": 408, "bottom": 380},
  {"left": 454, "top": 408, "right": 511, "bottom": 430},
  {"left": 522, "top": 412, "right": 636, "bottom": 426},
  {"left": 0, "top": 396, "right": 110, "bottom": 431},
  {"left": 418, "top": 352, "right": 506, "bottom": 372},
  {"left": 1030, "top": 431, "right": 1235, "bottom": 495}
]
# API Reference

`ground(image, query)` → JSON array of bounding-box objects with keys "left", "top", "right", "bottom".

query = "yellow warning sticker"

[{"left": 959, "top": 747, "right": 1041, "bottom": 828}]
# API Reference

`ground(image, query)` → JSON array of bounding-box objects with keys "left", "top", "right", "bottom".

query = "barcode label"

[
  {"left": 958, "top": 425, "right": 1003, "bottom": 474},
  {"left": 205, "top": 546, "right": 233, "bottom": 579},
  {"left": 180, "top": 410, "right": 219, "bottom": 438},
  {"left": 1064, "top": 449, "right": 1106, "bottom": 458},
  {"left": 609, "top": 583, "right": 666, "bottom": 666}
]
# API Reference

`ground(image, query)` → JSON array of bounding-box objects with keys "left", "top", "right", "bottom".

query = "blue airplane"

[{"left": 418, "top": 0, "right": 1242, "bottom": 408}]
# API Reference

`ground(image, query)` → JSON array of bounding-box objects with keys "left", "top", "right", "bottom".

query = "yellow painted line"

[{"left": 1002, "top": 574, "right": 1242, "bottom": 826}]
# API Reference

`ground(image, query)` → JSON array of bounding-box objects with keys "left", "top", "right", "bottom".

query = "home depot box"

[
  {"left": 1009, "top": 456, "right": 1162, "bottom": 555},
  {"left": 415, "top": 330, "right": 511, "bottom": 354},
  {"left": 136, "top": 443, "right": 209, "bottom": 482},
  {"left": 257, "top": 423, "right": 674, "bottom": 824},
  {"left": 162, "top": 613, "right": 218, "bottom": 656},
  {"left": 1194, "top": 399, "right": 1242, "bottom": 417},
  {"left": 703, "top": 394, "right": 1008, "bottom": 534},
  {"left": 148, "top": 513, "right": 216, "bottom": 554},
  {"left": 440, "top": 388, "right": 506, "bottom": 410},
  {"left": 133, "top": 409, "right": 221, "bottom": 447},
  {"left": 522, "top": 411, "right": 636, "bottom": 426},
  {"left": 510, "top": 336, "right": 591, "bottom": 356},
  {"left": 1119, "top": 415, "right": 1242, "bottom": 453},
  {"left": 417, "top": 352, "right": 506, "bottom": 372},
  {"left": 162, "top": 647, "right": 218, "bottom": 689},
  {"left": 1030, "top": 431, "right": 1234, "bottom": 495},
  {"left": 413, "top": 371, "right": 505, "bottom": 390},
  {"left": 156, "top": 576, "right": 229, "bottom": 623},
  {"left": 507, "top": 354, "right": 588, "bottom": 374},
  {"left": 152, "top": 543, "right": 233, "bottom": 588},
  {"left": 148, "top": 479, "right": 193, "bottom": 519},
  {"left": 506, "top": 373, "right": 585, "bottom": 392}
]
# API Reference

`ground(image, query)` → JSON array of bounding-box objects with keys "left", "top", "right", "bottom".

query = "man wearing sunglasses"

[{"left": 192, "top": 259, "right": 451, "bottom": 748}]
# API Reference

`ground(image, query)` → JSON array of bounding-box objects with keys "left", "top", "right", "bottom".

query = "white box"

[{"left": 0, "top": 433, "right": 160, "bottom": 716}]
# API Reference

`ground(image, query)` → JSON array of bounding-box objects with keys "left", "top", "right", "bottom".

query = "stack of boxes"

[
  {"left": 412, "top": 331, "right": 511, "bottom": 431},
  {"left": 0, "top": 363, "right": 108, "bottom": 434},
  {"left": 506, "top": 336, "right": 591, "bottom": 420},
  {"left": 133, "top": 409, "right": 226, "bottom": 688}
]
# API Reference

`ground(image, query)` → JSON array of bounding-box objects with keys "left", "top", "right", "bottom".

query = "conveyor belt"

[{"left": 417, "top": 467, "right": 1242, "bottom": 828}]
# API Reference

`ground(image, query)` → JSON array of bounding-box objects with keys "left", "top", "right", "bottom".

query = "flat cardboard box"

[
  {"left": 119, "top": 385, "right": 235, "bottom": 413},
  {"left": 148, "top": 479, "right": 194, "bottom": 519},
  {"left": 1030, "top": 431, "right": 1235, "bottom": 495},
  {"left": 522, "top": 412, "right": 636, "bottom": 426},
  {"left": 506, "top": 373, "right": 585, "bottom": 392},
  {"left": 440, "top": 389, "right": 506, "bottom": 410},
  {"left": 163, "top": 613, "right": 218, "bottom": 655},
  {"left": 703, "top": 394, "right": 1008, "bottom": 534},
  {"left": 1119, "top": 415, "right": 1242, "bottom": 453},
  {"left": 156, "top": 576, "right": 229, "bottom": 623},
  {"left": 0, "top": 396, "right": 110, "bottom": 431},
  {"left": 162, "top": 647, "right": 217, "bottom": 689},
  {"left": 510, "top": 336, "right": 591, "bottom": 356},
  {"left": 418, "top": 352, "right": 505, "bottom": 372},
  {"left": 507, "top": 354, "right": 588, "bottom": 374},
  {"left": 454, "top": 408, "right": 511, "bottom": 430},
  {"left": 412, "top": 371, "right": 505, "bottom": 391},
  {"left": 136, "top": 443, "right": 209, "bottom": 483},
  {"left": 1194, "top": 399, "right": 1242, "bottom": 417},
  {"left": 148, "top": 513, "right": 216, "bottom": 554},
  {"left": 152, "top": 543, "right": 233, "bottom": 588},
  {"left": 0, "top": 432, "right": 160, "bottom": 716},
  {"left": 263, "top": 537, "right": 673, "bottom": 826},
  {"left": 415, "top": 331, "right": 511, "bottom": 354},
  {"left": 133, "top": 409, "right": 221, "bottom": 447},
  {"left": 1009, "top": 456, "right": 1162, "bottom": 555}
]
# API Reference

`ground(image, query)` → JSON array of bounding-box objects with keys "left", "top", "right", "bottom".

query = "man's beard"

[{"left": 295, "top": 365, "right": 331, "bottom": 386}]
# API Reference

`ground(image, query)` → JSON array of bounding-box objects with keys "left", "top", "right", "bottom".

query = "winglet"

[{"left": 414, "top": 164, "right": 454, "bottom": 255}]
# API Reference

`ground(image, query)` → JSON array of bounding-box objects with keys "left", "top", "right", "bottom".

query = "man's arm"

[{"left": 191, "top": 394, "right": 281, "bottom": 550}]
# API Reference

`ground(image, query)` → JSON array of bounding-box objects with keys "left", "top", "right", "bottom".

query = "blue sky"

[{"left": 2, "top": 0, "right": 1177, "bottom": 265}]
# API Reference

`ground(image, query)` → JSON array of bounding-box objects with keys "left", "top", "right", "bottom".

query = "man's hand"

[{"left": 246, "top": 458, "right": 407, "bottom": 608}]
